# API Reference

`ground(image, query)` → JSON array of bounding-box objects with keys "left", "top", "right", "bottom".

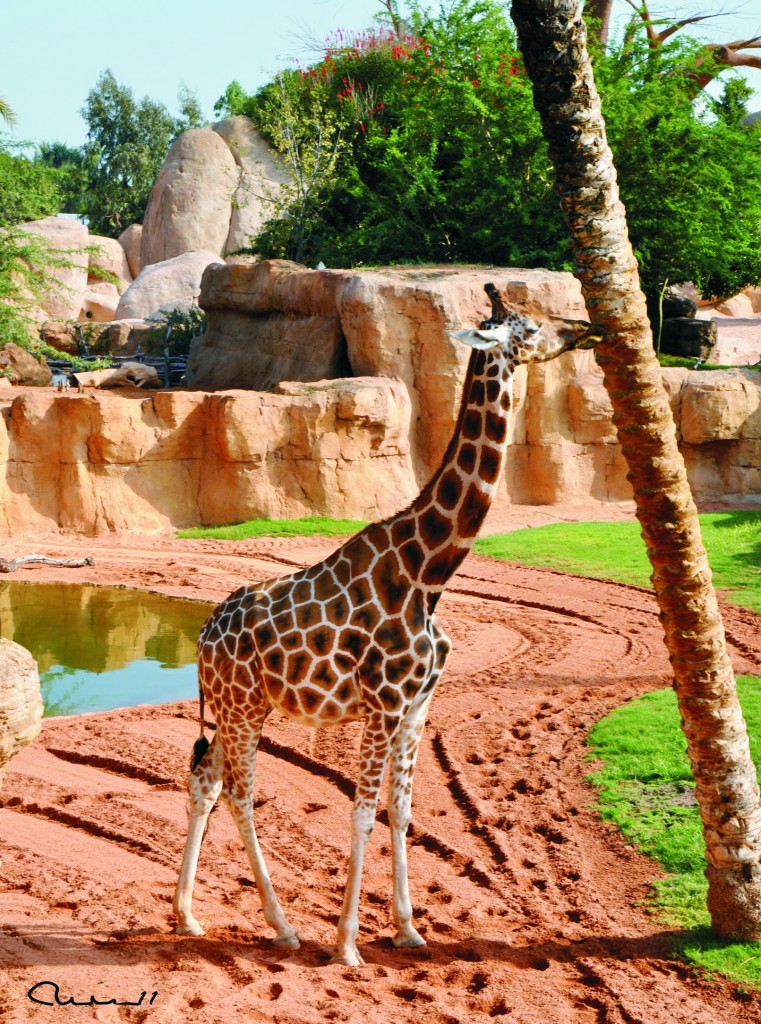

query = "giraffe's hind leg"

[
  {"left": 223, "top": 710, "right": 300, "bottom": 950},
  {"left": 174, "top": 732, "right": 224, "bottom": 936},
  {"left": 333, "top": 709, "right": 397, "bottom": 967},
  {"left": 387, "top": 691, "right": 434, "bottom": 949}
]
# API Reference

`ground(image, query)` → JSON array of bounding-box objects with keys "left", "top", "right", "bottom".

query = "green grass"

[
  {"left": 657, "top": 354, "right": 760, "bottom": 372},
  {"left": 178, "top": 516, "right": 368, "bottom": 541},
  {"left": 474, "top": 511, "right": 761, "bottom": 613},
  {"left": 588, "top": 677, "right": 761, "bottom": 988}
]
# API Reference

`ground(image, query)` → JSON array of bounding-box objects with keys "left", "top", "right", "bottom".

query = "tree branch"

[{"left": 0, "top": 555, "right": 95, "bottom": 573}]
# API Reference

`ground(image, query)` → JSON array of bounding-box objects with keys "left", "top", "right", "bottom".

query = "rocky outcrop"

[
  {"left": 118, "top": 224, "right": 143, "bottom": 279},
  {"left": 0, "top": 343, "right": 53, "bottom": 386},
  {"left": 0, "top": 379, "right": 415, "bottom": 535},
  {"left": 140, "top": 118, "right": 285, "bottom": 269},
  {"left": 115, "top": 251, "right": 223, "bottom": 320},
  {"left": 213, "top": 116, "right": 289, "bottom": 253},
  {"left": 88, "top": 234, "right": 133, "bottom": 294},
  {"left": 192, "top": 261, "right": 589, "bottom": 484},
  {"left": 81, "top": 280, "right": 120, "bottom": 322},
  {"left": 189, "top": 260, "right": 350, "bottom": 390},
  {"left": 0, "top": 639, "right": 43, "bottom": 786},
  {"left": 18, "top": 216, "right": 89, "bottom": 321},
  {"left": 140, "top": 128, "right": 238, "bottom": 268}
]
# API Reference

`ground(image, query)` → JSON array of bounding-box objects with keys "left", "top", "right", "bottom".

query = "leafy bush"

[
  {"left": 145, "top": 305, "right": 206, "bottom": 357},
  {"left": 220, "top": 0, "right": 761, "bottom": 300}
]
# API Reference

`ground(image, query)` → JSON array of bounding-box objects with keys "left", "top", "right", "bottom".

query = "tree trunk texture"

[{"left": 511, "top": 0, "right": 761, "bottom": 941}]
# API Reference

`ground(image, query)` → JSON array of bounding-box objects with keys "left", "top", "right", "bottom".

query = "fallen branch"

[{"left": 0, "top": 555, "right": 95, "bottom": 573}]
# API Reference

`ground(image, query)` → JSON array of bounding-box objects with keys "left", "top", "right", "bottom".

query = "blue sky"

[{"left": 3, "top": 0, "right": 760, "bottom": 149}]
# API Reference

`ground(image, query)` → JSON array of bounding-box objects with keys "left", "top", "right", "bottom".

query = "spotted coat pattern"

[{"left": 173, "top": 299, "right": 584, "bottom": 966}]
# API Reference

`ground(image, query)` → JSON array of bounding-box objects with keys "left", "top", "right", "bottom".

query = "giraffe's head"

[{"left": 450, "top": 284, "right": 602, "bottom": 366}]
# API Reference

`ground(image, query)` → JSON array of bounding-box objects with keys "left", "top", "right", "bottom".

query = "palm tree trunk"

[{"left": 511, "top": 0, "right": 761, "bottom": 941}]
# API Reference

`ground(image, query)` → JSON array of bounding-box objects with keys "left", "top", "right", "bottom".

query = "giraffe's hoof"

[
  {"left": 392, "top": 927, "right": 426, "bottom": 949},
  {"left": 330, "top": 948, "right": 366, "bottom": 967},
  {"left": 175, "top": 919, "right": 205, "bottom": 937},
  {"left": 272, "top": 931, "right": 300, "bottom": 950}
]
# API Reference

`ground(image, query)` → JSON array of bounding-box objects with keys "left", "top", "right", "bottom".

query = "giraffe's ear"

[{"left": 449, "top": 328, "right": 503, "bottom": 350}]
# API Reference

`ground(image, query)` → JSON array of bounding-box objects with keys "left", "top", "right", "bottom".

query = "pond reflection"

[{"left": 0, "top": 582, "right": 214, "bottom": 717}]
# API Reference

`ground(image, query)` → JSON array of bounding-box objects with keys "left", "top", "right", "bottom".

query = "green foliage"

[
  {"left": 595, "top": 38, "right": 761, "bottom": 300},
  {"left": 223, "top": 0, "right": 760, "bottom": 299},
  {"left": 0, "top": 137, "right": 60, "bottom": 228},
  {"left": 145, "top": 305, "right": 206, "bottom": 357},
  {"left": 587, "top": 677, "right": 761, "bottom": 987},
  {"left": 474, "top": 511, "right": 761, "bottom": 612},
  {"left": 0, "top": 136, "right": 68, "bottom": 347},
  {"left": 35, "top": 141, "right": 92, "bottom": 215},
  {"left": 80, "top": 71, "right": 204, "bottom": 236},
  {"left": 178, "top": 516, "right": 368, "bottom": 540}
]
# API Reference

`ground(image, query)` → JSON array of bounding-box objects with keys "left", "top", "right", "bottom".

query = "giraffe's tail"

[{"left": 190, "top": 676, "right": 210, "bottom": 773}]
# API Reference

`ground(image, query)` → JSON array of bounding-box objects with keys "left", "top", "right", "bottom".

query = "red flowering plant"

[{"left": 223, "top": 0, "right": 570, "bottom": 268}]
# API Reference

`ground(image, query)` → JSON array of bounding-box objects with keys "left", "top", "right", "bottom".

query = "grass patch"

[
  {"left": 588, "top": 677, "right": 761, "bottom": 987},
  {"left": 657, "top": 354, "right": 760, "bottom": 372},
  {"left": 178, "top": 516, "right": 368, "bottom": 541},
  {"left": 474, "top": 511, "right": 761, "bottom": 612}
]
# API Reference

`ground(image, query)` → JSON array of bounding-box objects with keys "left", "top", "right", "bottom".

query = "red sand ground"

[{"left": 1, "top": 517, "right": 761, "bottom": 1023}]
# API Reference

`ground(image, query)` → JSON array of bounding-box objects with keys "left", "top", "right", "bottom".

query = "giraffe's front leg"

[
  {"left": 388, "top": 692, "right": 434, "bottom": 949},
  {"left": 332, "top": 712, "right": 394, "bottom": 967}
]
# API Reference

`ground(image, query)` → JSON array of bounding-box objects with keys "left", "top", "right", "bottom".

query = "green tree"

[
  {"left": 35, "top": 141, "right": 91, "bottom": 215},
  {"left": 223, "top": 0, "right": 761, "bottom": 301},
  {"left": 80, "top": 71, "right": 204, "bottom": 237},
  {"left": 0, "top": 136, "right": 67, "bottom": 347}
]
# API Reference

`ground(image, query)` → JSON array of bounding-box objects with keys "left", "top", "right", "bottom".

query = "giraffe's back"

[{"left": 197, "top": 539, "right": 443, "bottom": 730}]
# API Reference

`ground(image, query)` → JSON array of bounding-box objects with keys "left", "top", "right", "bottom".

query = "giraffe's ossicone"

[{"left": 173, "top": 284, "right": 601, "bottom": 966}]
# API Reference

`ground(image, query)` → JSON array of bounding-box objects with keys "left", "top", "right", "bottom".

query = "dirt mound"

[{"left": 1, "top": 534, "right": 760, "bottom": 1023}]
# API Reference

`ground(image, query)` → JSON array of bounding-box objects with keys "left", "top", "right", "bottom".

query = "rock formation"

[
  {"left": 0, "top": 379, "right": 415, "bottom": 535},
  {"left": 0, "top": 639, "right": 43, "bottom": 786},
  {"left": 0, "top": 343, "right": 53, "bottom": 386},
  {"left": 18, "top": 216, "right": 89, "bottom": 322},
  {"left": 118, "top": 224, "right": 143, "bottom": 279},
  {"left": 115, "top": 251, "right": 223, "bottom": 320},
  {"left": 140, "top": 117, "right": 287, "bottom": 269}
]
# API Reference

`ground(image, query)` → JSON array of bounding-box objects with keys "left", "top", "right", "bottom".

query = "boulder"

[
  {"left": 118, "top": 224, "right": 143, "bottom": 279},
  {"left": 678, "top": 370, "right": 761, "bottom": 444},
  {"left": 659, "top": 317, "right": 717, "bottom": 360},
  {"left": 0, "top": 639, "right": 43, "bottom": 786},
  {"left": 115, "top": 251, "right": 223, "bottom": 320},
  {"left": 140, "top": 127, "right": 238, "bottom": 268},
  {"left": 72, "top": 362, "right": 161, "bottom": 389},
  {"left": 212, "top": 116, "right": 289, "bottom": 252},
  {"left": 80, "top": 280, "right": 120, "bottom": 322},
  {"left": 743, "top": 286, "right": 761, "bottom": 314},
  {"left": 88, "top": 234, "right": 133, "bottom": 293},
  {"left": 100, "top": 319, "right": 155, "bottom": 356},
  {"left": 189, "top": 261, "right": 349, "bottom": 390},
  {"left": 716, "top": 293, "right": 755, "bottom": 318},
  {"left": 0, "top": 343, "right": 53, "bottom": 386},
  {"left": 18, "top": 216, "right": 89, "bottom": 321},
  {"left": 40, "top": 320, "right": 80, "bottom": 354}
]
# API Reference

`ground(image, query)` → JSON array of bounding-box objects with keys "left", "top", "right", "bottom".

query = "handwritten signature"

[{"left": 27, "top": 981, "right": 158, "bottom": 1007}]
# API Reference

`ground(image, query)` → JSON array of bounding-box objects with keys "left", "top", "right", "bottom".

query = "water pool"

[{"left": 0, "top": 582, "right": 214, "bottom": 717}]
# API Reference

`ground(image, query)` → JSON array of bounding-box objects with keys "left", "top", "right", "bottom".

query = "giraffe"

[{"left": 173, "top": 283, "right": 600, "bottom": 966}]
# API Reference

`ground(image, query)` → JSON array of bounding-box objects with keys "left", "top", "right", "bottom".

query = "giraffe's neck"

[{"left": 390, "top": 346, "right": 514, "bottom": 599}]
